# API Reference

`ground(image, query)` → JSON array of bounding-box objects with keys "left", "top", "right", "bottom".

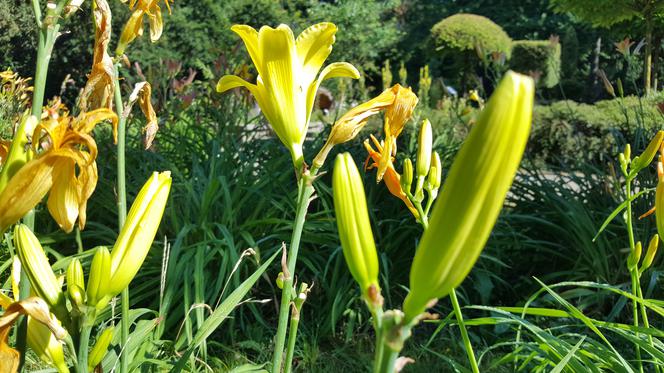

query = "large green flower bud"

[
  {"left": 333, "top": 153, "right": 380, "bottom": 302},
  {"left": 14, "top": 225, "right": 65, "bottom": 313},
  {"left": 414, "top": 119, "right": 433, "bottom": 201},
  {"left": 403, "top": 71, "right": 534, "bottom": 321}
]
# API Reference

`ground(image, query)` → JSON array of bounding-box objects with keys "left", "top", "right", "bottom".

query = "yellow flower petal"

[
  {"left": 116, "top": 10, "right": 145, "bottom": 55},
  {"left": 147, "top": 4, "right": 163, "bottom": 42},
  {"left": 306, "top": 62, "right": 360, "bottom": 124},
  {"left": 231, "top": 25, "right": 263, "bottom": 77},
  {"left": 296, "top": 22, "right": 337, "bottom": 84},
  {"left": 47, "top": 158, "right": 79, "bottom": 233},
  {"left": 0, "top": 157, "right": 56, "bottom": 233}
]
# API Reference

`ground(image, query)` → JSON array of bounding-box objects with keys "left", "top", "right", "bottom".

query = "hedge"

[{"left": 510, "top": 40, "right": 561, "bottom": 88}]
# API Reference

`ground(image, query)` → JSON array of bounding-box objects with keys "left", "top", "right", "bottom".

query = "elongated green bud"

[
  {"left": 415, "top": 119, "right": 433, "bottom": 201},
  {"left": 107, "top": 171, "right": 172, "bottom": 297},
  {"left": 87, "top": 246, "right": 111, "bottom": 310},
  {"left": 0, "top": 114, "right": 36, "bottom": 195},
  {"left": 27, "top": 316, "right": 69, "bottom": 373},
  {"left": 88, "top": 327, "right": 114, "bottom": 371},
  {"left": 400, "top": 158, "right": 414, "bottom": 195},
  {"left": 623, "top": 144, "right": 631, "bottom": 162},
  {"left": 619, "top": 153, "right": 628, "bottom": 175},
  {"left": 628, "top": 241, "right": 642, "bottom": 270},
  {"left": 403, "top": 72, "right": 534, "bottom": 321},
  {"left": 333, "top": 153, "right": 380, "bottom": 302},
  {"left": 427, "top": 152, "right": 442, "bottom": 192},
  {"left": 66, "top": 258, "right": 85, "bottom": 307},
  {"left": 640, "top": 234, "right": 659, "bottom": 272},
  {"left": 14, "top": 225, "right": 65, "bottom": 312},
  {"left": 657, "top": 163, "right": 664, "bottom": 243},
  {"left": 630, "top": 131, "right": 664, "bottom": 177}
]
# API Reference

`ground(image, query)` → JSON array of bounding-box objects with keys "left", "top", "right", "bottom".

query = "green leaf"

[
  {"left": 171, "top": 251, "right": 278, "bottom": 372},
  {"left": 550, "top": 336, "right": 586, "bottom": 373}
]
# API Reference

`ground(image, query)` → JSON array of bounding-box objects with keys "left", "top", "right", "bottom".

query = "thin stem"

[
  {"left": 113, "top": 63, "right": 130, "bottom": 373},
  {"left": 635, "top": 270, "right": 660, "bottom": 372},
  {"left": 78, "top": 320, "right": 93, "bottom": 373},
  {"left": 625, "top": 179, "right": 644, "bottom": 373},
  {"left": 450, "top": 290, "right": 480, "bottom": 373},
  {"left": 283, "top": 309, "right": 300, "bottom": 373},
  {"left": 271, "top": 174, "right": 316, "bottom": 373},
  {"left": 375, "top": 344, "right": 398, "bottom": 373}
]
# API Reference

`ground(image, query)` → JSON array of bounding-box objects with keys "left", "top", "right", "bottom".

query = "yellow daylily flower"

[
  {"left": 217, "top": 23, "right": 360, "bottom": 169},
  {"left": 313, "top": 84, "right": 397, "bottom": 169},
  {"left": 0, "top": 104, "right": 117, "bottom": 233},
  {"left": 79, "top": 0, "right": 115, "bottom": 112},
  {"left": 116, "top": 0, "right": 173, "bottom": 55},
  {"left": 377, "top": 84, "right": 418, "bottom": 182}
]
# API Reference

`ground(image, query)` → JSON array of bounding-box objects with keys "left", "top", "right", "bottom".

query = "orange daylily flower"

[{"left": 364, "top": 134, "right": 419, "bottom": 218}]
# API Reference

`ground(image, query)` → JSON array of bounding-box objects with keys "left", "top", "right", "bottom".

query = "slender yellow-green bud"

[
  {"left": 14, "top": 225, "right": 65, "bottom": 312},
  {"left": 630, "top": 131, "right": 664, "bottom": 177},
  {"left": 428, "top": 152, "right": 443, "bottom": 191},
  {"left": 27, "top": 317, "right": 69, "bottom": 373},
  {"left": 333, "top": 153, "right": 380, "bottom": 301},
  {"left": 403, "top": 71, "right": 534, "bottom": 321},
  {"left": 0, "top": 114, "right": 36, "bottom": 195},
  {"left": 400, "top": 158, "right": 414, "bottom": 195},
  {"left": 66, "top": 258, "right": 85, "bottom": 307},
  {"left": 619, "top": 153, "right": 628, "bottom": 175},
  {"left": 640, "top": 234, "right": 659, "bottom": 272},
  {"left": 87, "top": 246, "right": 111, "bottom": 310},
  {"left": 106, "top": 171, "right": 172, "bottom": 297},
  {"left": 623, "top": 144, "right": 631, "bottom": 162},
  {"left": 414, "top": 119, "right": 433, "bottom": 201},
  {"left": 617, "top": 78, "right": 624, "bottom": 98},
  {"left": 88, "top": 327, "right": 114, "bottom": 371},
  {"left": 656, "top": 162, "right": 664, "bottom": 242},
  {"left": 628, "top": 241, "right": 643, "bottom": 270}
]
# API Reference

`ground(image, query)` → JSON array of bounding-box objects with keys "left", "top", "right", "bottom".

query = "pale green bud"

[
  {"left": 623, "top": 144, "right": 631, "bottom": 162},
  {"left": 628, "top": 241, "right": 642, "bottom": 271},
  {"left": 404, "top": 72, "right": 534, "bottom": 321},
  {"left": 14, "top": 225, "right": 65, "bottom": 312},
  {"left": 333, "top": 153, "right": 380, "bottom": 300},
  {"left": 427, "top": 152, "right": 442, "bottom": 192},
  {"left": 88, "top": 327, "right": 114, "bottom": 371},
  {"left": 414, "top": 119, "right": 433, "bottom": 201},
  {"left": 66, "top": 258, "right": 85, "bottom": 307},
  {"left": 641, "top": 234, "right": 659, "bottom": 272},
  {"left": 400, "top": 158, "right": 414, "bottom": 195},
  {"left": 106, "top": 171, "right": 171, "bottom": 297},
  {"left": 630, "top": 131, "right": 664, "bottom": 177},
  {"left": 87, "top": 246, "right": 111, "bottom": 310}
]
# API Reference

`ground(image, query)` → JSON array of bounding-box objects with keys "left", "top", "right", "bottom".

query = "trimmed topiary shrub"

[
  {"left": 431, "top": 13, "right": 512, "bottom": 58},
  {"left": 510, "top": 39, "right": 562, "bottom": 88}
]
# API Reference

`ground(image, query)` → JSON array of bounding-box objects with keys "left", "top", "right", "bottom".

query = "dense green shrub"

[
  {"left": 431, "top": 13, "right": 512, "bottom": 58},
  {"left": 510, "top": 39, "right": 561, "bottom": 88},
  {"left": 529, "top": 96, "right": 662, "bottom": 167}
]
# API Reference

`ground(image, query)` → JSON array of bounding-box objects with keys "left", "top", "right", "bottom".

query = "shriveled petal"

[
  {"left": 231, "top": 25, "right": 263, "bottom": 77},
  {"left": 80, "top": 0, "right": 114, "bottom": 112},
  {"left": 0, "top": 157, "right": 56, "bottom": 233},
  {"left": 147, "top": 4, "right": 163, "bottom": 42},
  {"left": 116, "top": 10, "right": 145, "bottom": 55},
  {"left": 77, "top": 162, "right": 98, "bottom": 230},
  {"left": 124, "top": 82, "right": 158, "bottom": 149},
  {"left": 296, "top": 22, "right": 337, "bottom": 85},
  {"left": 307, "top": 62, "right": 360, "bottom": 124},
  {"left": 72, "top": 108, "right": 118, "bottom": 143},
  {"left": 47, "top": 158, "right": 79, "bottom": 233}
]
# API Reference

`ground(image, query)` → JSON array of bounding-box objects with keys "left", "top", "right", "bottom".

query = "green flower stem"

[
  {"left": 635, "top": 270, "right": 660, "bottom": 372},
  {"left": 19, "top": 0, "right": 63, "bottom": 367},
  {"left": 77, "top": 311, "right": 97, "bottom": 373},
  {"left": 113, "top": 63, "right": 130, "bottom": 373},
  {"left": 271, "top": 170, "right": 317, "bottom": 373},
  {"left": 625, "top": 178, "right": 644, "bottom": 373},
  {"left": 283, "top": 308, "right": 301, "bottom": 373},
  {"left": 450, "top": 290, "right": 480, "bottom": 373},
  {"left": 375, "top": 336, "right": 399, "bottom": 373},
  {"left": 372, "top": 308, "right": 385, "bottom": 373}
]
